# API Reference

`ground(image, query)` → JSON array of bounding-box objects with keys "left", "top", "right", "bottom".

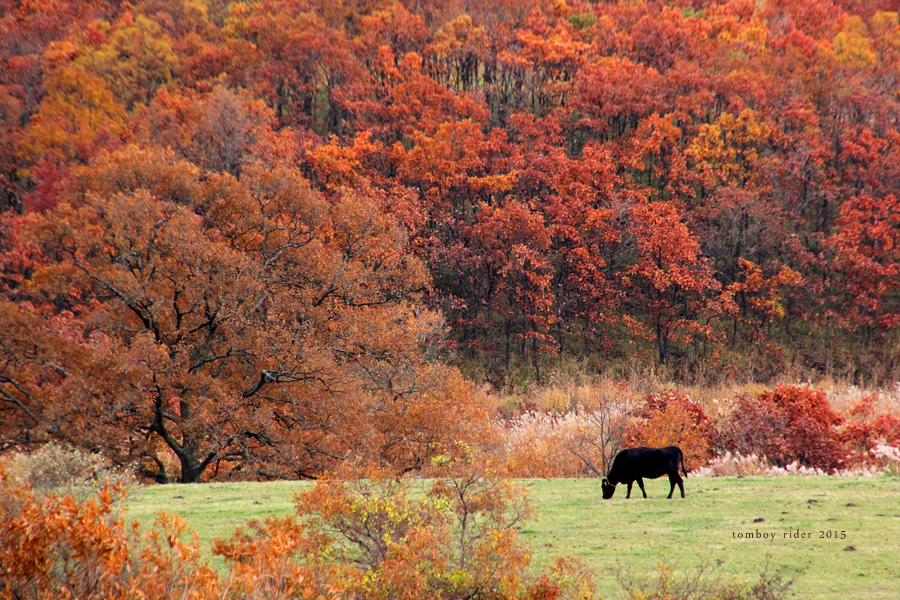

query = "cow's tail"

[{"left": 680, "top": 448, "right": 688, "bottom": 478}]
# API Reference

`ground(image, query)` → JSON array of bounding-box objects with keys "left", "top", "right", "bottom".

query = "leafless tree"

[{"left": 563, "top": 392, "right": 634, "bottom": 478}]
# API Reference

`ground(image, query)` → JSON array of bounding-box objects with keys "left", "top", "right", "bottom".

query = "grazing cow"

[{"left": 601, "top": 446, "right": 687, "bottom": 499}]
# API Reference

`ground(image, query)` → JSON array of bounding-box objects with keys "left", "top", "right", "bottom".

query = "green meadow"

[{"left": 125, "top": 476, "right": 900, "bottom": 598}]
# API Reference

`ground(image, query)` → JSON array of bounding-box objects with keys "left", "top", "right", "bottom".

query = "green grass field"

[{"left": 125, "top": 476, "right": 900, "bottom": 598}]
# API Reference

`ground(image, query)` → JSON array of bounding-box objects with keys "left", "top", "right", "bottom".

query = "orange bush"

[
  {"left": 1, "top": 460, "right": 598, "bottom": 600},
  {"left": 0, "top": 467, "right": 220, "bottom": 600},
  {"left": 215, "top": 463, "right": 596, "bottom": 600},
  {"left": 627, "top": 391, "right": 714, "bottom": 471}
]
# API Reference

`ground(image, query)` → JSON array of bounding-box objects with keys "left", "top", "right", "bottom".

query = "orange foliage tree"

[
  {"left": 6, "top": 0, "right": 900, "bottom": 477},
  {"left": 622, "top": 201, "right": 725, "bottom": 365},
  {"left": 827, "top": 194, "right": 900, "bottom": 354},
  {"left": 0, "top": 147, "right": 491, "bottom": 482}
]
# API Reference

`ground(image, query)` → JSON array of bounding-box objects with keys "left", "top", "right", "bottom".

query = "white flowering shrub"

[
  {"left": 694, "top": 451, "right": 886, "bottom": 477},
  {"left": 692, "top": 452, "right": 771, "bottom": 477},
  {"left": 870, "top": 443, "right": 900, "bottom": 476}
]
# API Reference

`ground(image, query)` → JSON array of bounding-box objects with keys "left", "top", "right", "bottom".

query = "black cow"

[{"left": 601, "top": 446, "right": 687, "bottom": 499}]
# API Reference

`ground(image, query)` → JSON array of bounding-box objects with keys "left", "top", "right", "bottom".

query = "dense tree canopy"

[{"left": 3, "top": 0, "right": 900, "bottom": 479}]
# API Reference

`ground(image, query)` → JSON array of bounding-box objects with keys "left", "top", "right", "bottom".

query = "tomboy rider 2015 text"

[{"left": 732, "top": 528, "right": 847, "bottom": 541}]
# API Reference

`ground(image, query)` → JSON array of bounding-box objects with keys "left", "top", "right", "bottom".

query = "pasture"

[{"left": 125, "top": 475, "right": 900, "bottom": 598}]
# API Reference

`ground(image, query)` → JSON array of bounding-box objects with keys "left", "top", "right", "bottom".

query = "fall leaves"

[
  {"left": 1, "top": 462, "right": 598, "bottom": 600},
  {"left": 3, "top": 0, "right": 900, "bottom": 481},
  {"left": 0, "top": 141, "right": 490, "bottom": 483}
]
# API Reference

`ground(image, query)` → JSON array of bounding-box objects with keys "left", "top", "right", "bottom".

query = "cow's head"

[{"left": 601, "top": 478, "right": 616, "bottom": 499}]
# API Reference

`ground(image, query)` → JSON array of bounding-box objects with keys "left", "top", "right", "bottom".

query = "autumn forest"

[{"left": 3, "top": 0, "right": 900, "bottom": 490}]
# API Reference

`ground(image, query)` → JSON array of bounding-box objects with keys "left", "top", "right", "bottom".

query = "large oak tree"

[{"left": 0, "top": 148, "right": 489, "bottom": 482}]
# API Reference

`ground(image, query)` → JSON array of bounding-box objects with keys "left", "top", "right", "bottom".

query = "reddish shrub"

[
  {"left": 637, "top": 391, "right": 709, "bottom": 425},
  {"left": 717, "top": 385, "right": 845, "bottom": 471},
  {"left": 840, "top": 393, "right": 900, "bottom": 465}
]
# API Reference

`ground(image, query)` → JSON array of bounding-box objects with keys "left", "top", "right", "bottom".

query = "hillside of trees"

[{"left": 3, "top": 0, "right": 900, "bottom": 481}]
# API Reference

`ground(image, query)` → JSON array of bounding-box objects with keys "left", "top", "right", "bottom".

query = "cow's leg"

[
  {"left": 636, "top": 478, "right": 647, "bottom": 498},
  {"left": 667, "top": 474, "right": 685, "bottom": 499},
  {"left": 626, "top": 481, "right": 633, "bottom": 498}
]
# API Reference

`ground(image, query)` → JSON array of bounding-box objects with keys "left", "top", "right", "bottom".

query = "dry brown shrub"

[
  {"left": 1, "top": 442, "right": 135, "bottom": 502},
  {"left": 497, "top": 382, "right": 638, "bottom": 478}
]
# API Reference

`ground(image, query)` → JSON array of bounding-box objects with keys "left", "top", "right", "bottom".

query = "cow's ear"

[{"left": 601, "top": 478, "right": 608, "bottom": 485}]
